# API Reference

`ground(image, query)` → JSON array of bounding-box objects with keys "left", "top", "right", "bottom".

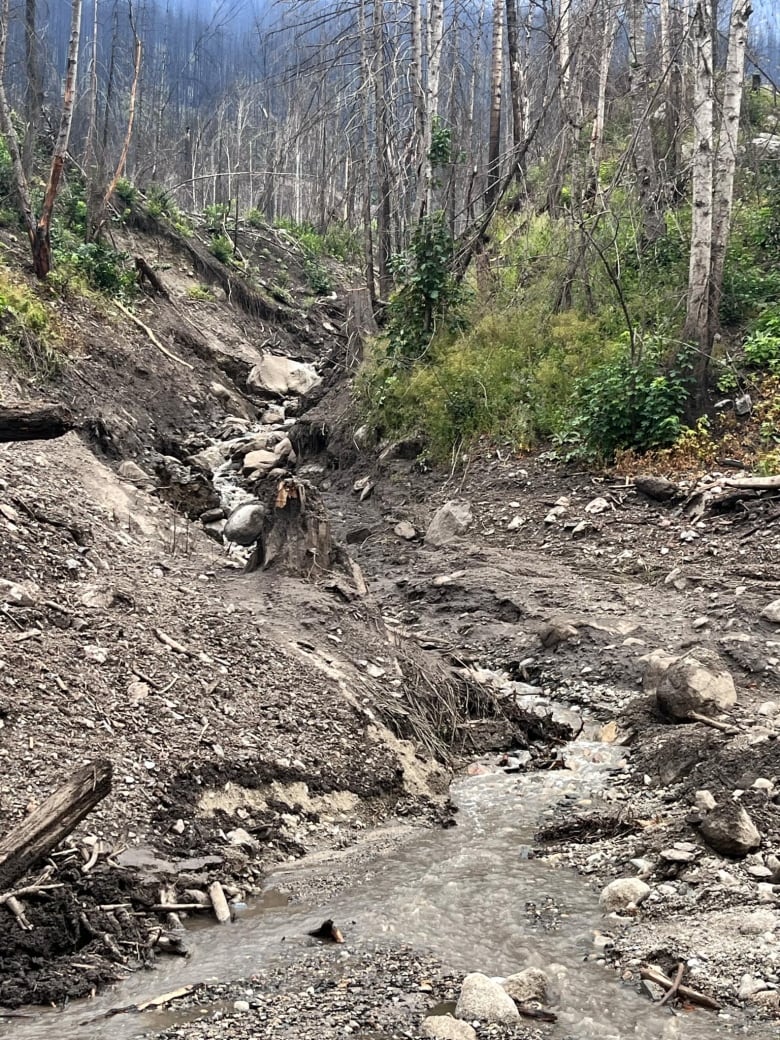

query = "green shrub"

[
  {"left": 115, "top": 178, "right": 137, "bottom": 205},
  {"left": 210, "top": 234, "right": 233, "bottom": 263},
  {"left": 203, "top": 202, "right": 230, "bottom": 229},
  {"left": 246, "top": 208, "right": 265, "bottom": 228},
  {"left": 743, "top": 307, "right": 780, "bottom": 371},
  {"left": 53, "top": 240, "right": 136, "bottom": 295},
  {"left": 562, "top": 340, "right": 693, "bottom": 460},
  {"left": 186, "top": 283, "right": 215, "bottom": 301}
]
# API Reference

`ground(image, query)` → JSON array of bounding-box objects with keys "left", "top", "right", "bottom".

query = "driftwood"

[
  {"left": 114, "top": 300, "right": 194, "bottom": 370},
  {"left": 135, "top": 256, "right": 170, "bottom": 298},
  {"left": 724, "top": 475, "right": 780, "bottom": 490},
  {"left": 104, "top": 983, "right": 203, "bottom": 1017},
  {"left": 658, "top": 962, "right": 685, "bottom": 1007},
  {"left": 640, "top": 966, "right": 721, "bottom": 1010},
  {"left": 208, "top": 880, "right": 231, "bottom": 923},
  {"left": 0, "top": 401, "right": 74, "bottom": 442},
  {"left": 0, "top": 760, "right": 112, "bottom": 891},
  {"left": 687, "top": 711, "right": 739, "bottom": 734}
]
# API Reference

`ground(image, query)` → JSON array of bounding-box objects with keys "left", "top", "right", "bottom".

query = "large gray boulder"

[
  {"left": 645, "top": 647, "right": 736, "bottom": 719},
  {"left": 699, "top": 802, "right": 761, "bottom": 857},
  {"left": 761, "top": 599, "right": 780, "bottom": 624},
  {"left": 224, "top": 501, "right": 266, "bottom": 546},
  {"left": 425, "top": 500, "right": 473, "bottom": 546},
  {"left": 246, "top": 355, "right": 321, "bottom": 397},
  {"left": 422, "top": 1017, "right": 477, "bottom": 1040},
  {"left": 455, "top": 973, "right": 519, "bottom": 1025},
  {"left": 599, "top": 878, "right": 651, "bottom": 913}
]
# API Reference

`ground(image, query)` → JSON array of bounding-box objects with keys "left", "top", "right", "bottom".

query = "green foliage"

[
  {"left": 321, "top": 223, "right": 361, "bottom": 262},
  {"left": 115, "top": 178, "right": 137, "bottom": 205},
  {"left": 186, "top": 283, "right": 215, "bottom": 301},
  {"left": 0, "top": 137, "right": 13, "bottom": 200},
  {"left": 246, "top": 207, "right": 265, "bottom": 228},
  {"left": 743, "top": 307, "right": 780, "bottom": 371},
  {"left": 210, "top": 234, "right": 234, "bottom": 263},
  {"left": 562, "top": 340, "right": 694, "bottom": 460},
  {"left": 386, "top": 212, "right": 467, "bottom": 359},
  {"left": 303, "top": 256, "right": 332, "bottom": 295},
  {"left": 429, "top": 118, "right": 453, "bottom": 168},
  {"left": 53, "top": 239, "right": 136, "bottom": 295},
  {"left": 203, "top": 202, "right": 230, "bottom": 229},
  {"left": 0, "top": 269, "right": 62, "bottom": 378}
]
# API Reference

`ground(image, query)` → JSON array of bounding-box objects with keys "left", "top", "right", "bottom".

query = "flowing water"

[{"left": 9, "top": 742, "right": 774, "bottom": 1040}]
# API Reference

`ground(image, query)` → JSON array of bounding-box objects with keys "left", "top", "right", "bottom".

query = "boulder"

[
  {"left": 646, "top": 648, "right": 736, "bottom": 720},
  {"left": 224, "top": 501, "right": 266, "bottom": 546},
  {"left": 188, "top": 444, "right": 227, "bottom": 474},
  {"left": 425, "top": 500, "right": 473, "bottom": 546},
  {"left": 599, "top": 878, "right": 651, "bottom": 913},
  {"left": 455, "top": 973, "right": 520, "bottom": 1025},
  {"left": 422, "top": 1017, "right": 477, "bottom": 1040},
  {"left": 761, "top": 599, "right": 780, "bottom": 624},
  {"left": 503, "top": 967, "right": 548, "bottom": 1004},
  {"left": 242, "top": 448, "right": 278, "bottom": 475},
  {"left": 633, "top": 474, "right": 679, "bottom": 502},
  {"left": 118, "top": 459, "right": 153, "bottom": 486},
  {"left": 246, "top": 355, "right": 321, "bottom": 397},
  {"left": 699, "top": 802, "right": 761, "bottom": 857}
]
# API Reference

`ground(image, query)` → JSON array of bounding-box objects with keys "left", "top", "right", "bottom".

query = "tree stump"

[{"left": 0, "top": 401, "right": 74, "bottom": 442}]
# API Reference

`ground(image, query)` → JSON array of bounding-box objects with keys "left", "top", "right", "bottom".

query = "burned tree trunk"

[
  {"left": 0, "top": 760, "right": 112, "bottom": 891},
  {"left": 253, "top": 478, "right": 340, "bottom": 577},
  {"left": 0, "top": 401, "right": 74, "bottom": 442}
]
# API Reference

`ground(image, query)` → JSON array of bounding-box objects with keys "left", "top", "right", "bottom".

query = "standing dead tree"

[{"left": 0, "top": 0, "right": 83, "bottom": 278}]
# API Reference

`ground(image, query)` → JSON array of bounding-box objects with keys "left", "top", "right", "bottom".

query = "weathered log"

[
  {"left": 208, "top": 881, "right": 231, "bottom": 924},
  {"left": 0, "top": 760, "right": 112, "bottom": 891},
  {"left": 0, "top": 401, "right": 74, "bottom": 442},
  {"left": 639, "top": 965, "right": 720, "bottom": 1010}
]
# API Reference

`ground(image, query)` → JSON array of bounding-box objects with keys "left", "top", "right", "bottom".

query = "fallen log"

[
  {"left": 0, "top": 401, "right": 74, "bottom": 442},
  {"left": 208, "top": 880, "right": 231, "bottom": 924},
  {"left": 0, "top": 760, "right": 112, "bottom": 891},
  {"left": 640, "top": 965, "right": 721, "bottom": 1010}
]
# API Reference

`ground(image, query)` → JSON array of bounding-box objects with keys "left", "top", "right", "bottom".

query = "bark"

[
  {"left": 486, "top": 0, "right": 504, "bottom": 205},
  {"left": 0, "top": 401, "right": 75, "bottom": 442},
  {"left": 0, "top": 761, "right": 112, "bottom": 892},
  {"left": 587, "top": 0, "right": 619, "bottom": 201},
  {"left": 683, "top": 0, "right": 715, "bottom": 392},
  {"left": 373, "top": 0, "right": 392, "bottom": 295},
  {"left": 22, "top": 0, "right": 43, "bottom": 180},
  {"left": 708, "top": 0, "right": 752, "bottom": 341},
  {"left": 0, "top": 0, "right": 37, "bottom": 239},
  {"left": 32, "top": 0, "right": 83, "bottom": 278},
  {"left": 505, "top": 0, "right": 528, "bottom": 178},
  {"left": 628, "top": 0, "right": 663, "bottom": 242}
]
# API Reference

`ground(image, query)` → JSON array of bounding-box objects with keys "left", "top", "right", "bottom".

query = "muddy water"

[{"left": 11, "top": 744, "right": 771, "bottom": 1040}]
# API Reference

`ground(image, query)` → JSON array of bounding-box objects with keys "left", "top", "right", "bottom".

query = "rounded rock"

[
  {"left": 599, "top": 877, "right": 651, "bottom": 913},
  {"left": 455, "top": 973, "right": 520, "bottom": 1025},
  {"left": 224, "top": 501, "right": 266, "bottom": 546}
]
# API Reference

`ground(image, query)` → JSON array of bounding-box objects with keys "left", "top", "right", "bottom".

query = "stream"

[{"left": 9, "top": 739, "right": 774, "bottom": 1040}]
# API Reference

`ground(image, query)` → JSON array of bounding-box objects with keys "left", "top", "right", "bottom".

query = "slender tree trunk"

[
  {"left": 505, "top": 0, "right": 526, "bottom": 178},
  {"left": 486, "top": 0, "right": 504, "bottom": 205},
  {"left": 373, "top": 0, "right": 392, "bottom": 294},
  {"left": 0, "top": 0, "right": 36, "bottom": 240},
  {"left": 22, "top": 0, "right": 43, "bottom": 180},
  {"left": 628, "top": 0, "right": 663, "bottom": 242},
  {"left": 708, "top": 0, "right": 751, "bottom": 342},
  {"left": 683, "top": 0, "right": 715, "bottom": 393},
  {"left": 587, "top": 0, "right": 619, "bottom": 200}
]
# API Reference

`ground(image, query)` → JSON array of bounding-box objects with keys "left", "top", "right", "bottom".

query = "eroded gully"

[{"left": 11, "top": 738, "right": 773, "bottom": 1040}]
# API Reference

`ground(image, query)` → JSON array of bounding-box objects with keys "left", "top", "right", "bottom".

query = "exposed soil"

[{"left": 1, "top": 215, "right": 780, "bottom": 1027}]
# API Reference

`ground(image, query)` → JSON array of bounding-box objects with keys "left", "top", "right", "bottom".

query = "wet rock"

[
  {"left": 503, "top": 967, "right": 547, "bottom": 1003},
  {"left": 246, "top": 355, "right": 322, "bottom": 397},
  {"left": 634, "top": 474, "right": 679, "bottom": 502},
  {"left": 394, "top": 520, "right": 418, "bottom": 541},
  {"left": 425, "top": 500, "right": 473, "bottom": 547},
  {"left": 188, "top": 444, "right": 227, "bottom": 474},
  {"left": 455, "top": 972, "right": 520, "bottom": 1025},
  {"left": 200, "top": 506, "right": 225, "bottom": 524},
  {"left": 699, "top": 802, "right": 761, "bottom": 857},
  {"left": 599, "top": 878, "right": 651, "bottom": 912},
  {"left": 224, "top": 501, "right": 267, "bottom": 546},
  {"left": 422, "top": 1016, "right": 477, "bottom": 1040},
  {"left": 538, "top": 617, "right": 579, "bottom": 649},
  {"left": 648, "top": 647, "right": 736, "bottom": 720},
  {"left": 761, "top": 599, "right": 780, "bottom": 624}
]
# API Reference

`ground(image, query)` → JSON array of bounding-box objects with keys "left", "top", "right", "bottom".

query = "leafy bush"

[
  {"left": 246, "top": 208, "right": 265, "bottom": 228},
  {"left": 743, "top": 308, "right": 780, "bottom": 371},
  {"left": 115, "top": 178, "right": 137, "bottom": 205},
  {"left": 186, "top": 284, "right": 215, "bottom": 301},
  {"left": 210, "top": 234, "right": 233, "bottom": 263},
  {"left": 53, "top": 240, "right": 136, "bottom": 295},
  {"left": 203, "top": 203, "right": 230, "bottom": 229},
  {"left": 563, "top": 340, "right": 693, "bottom": 460}
]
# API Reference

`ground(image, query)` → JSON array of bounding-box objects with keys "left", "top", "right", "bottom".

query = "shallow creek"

[{"left": 11, "top": 743, "right": 774, "bottom": 1040}]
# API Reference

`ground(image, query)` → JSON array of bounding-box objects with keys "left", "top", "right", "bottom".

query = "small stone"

[
  {"left": 584, "top": 496, "right": 610, "bottom": 514},
  {"left": 762, "top": 599, "right": 780, "bottom": 624},
  {"left": 738, "top": 974, "right": 769, "bottom": 1000},
  {"left": 426, "top": 501, "right": 473, "bottom": 546},
  {"left": 83, "top": 645, "right": 108, "bottom": 664},
  {"left": 738, "top": 910, "right": 777, "bottom": 934},
  {"left": 599, "top": 878, "right": 651, "bottom": 913},
  {"left": 422, "top": 1017, "right": 477, "bottom": 1040},
  {"left": 507, "top": 515, "right": 525, "bottom": 531},
  {"left": 232, "top": 1000, "right": 251, "bottom": 1013},
  {"left": 118, "top": 460, "right": 153, "bottom": 486},
  {"left": 172, "top": 819, "right": 186, "bottom": 834},
  {"left": 394, "top": 520, "right": 418, "bottom": 541},
  {"left": 694, "top": 790, "right": 717, "bottom": 812}
]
